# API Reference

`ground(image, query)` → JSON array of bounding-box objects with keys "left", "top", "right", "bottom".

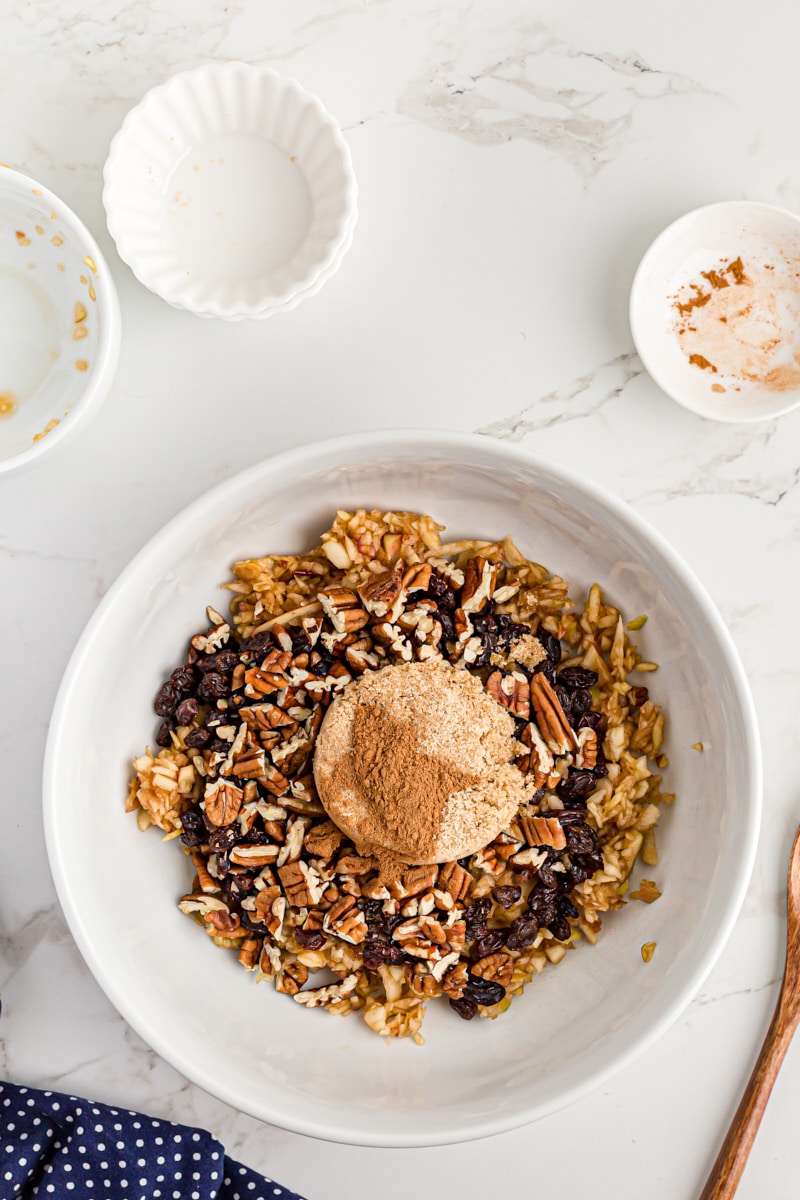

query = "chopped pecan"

[
  {"left": 345, "top": 644, "right": 381, "bottom": 674},
  {"left": 323, "top": 896, "right": 368, "bottom": 944},
  {"left": 387, "top": 863, "right": 439, "bottom": 900},
  {"left": 576, "top": 726, "right": 598, "bottom": 770},
  {"left": 276, "top": 815, "right": 310, "bottom": 866},
  {"left": 304, "top": 820, "right": 345, "bottom": 862},
  {"left": 204, "top": 778, "right": 243, "bottom": 827},
  {"left": 238, "top": 937, "right": 261, "bottom": 970},
  {"left": 438, "top": 860, "right": 472, "bottom": 903},
  {"left": 358, "top": 568, "right": 404, "bottom": 617},
  {"left": 229, "top": 741, "right": 268, "bottom": 783},
  {"left": 471, "top": 951, "right": 514, "bottom": 987},
  {"left": 519, "top": 815, "right": 567, "bottom": 851},
  {"left": 334, "top": 853, "right": 376, "bottom": 876},
  {"left": 276, "top": 960, "right": 309, "bottom": 995},
  {"left": 229, "top": 842, "right": 280, "bottom": 867},
  {"left": 191, "top": 852, "right": 220, "bottom": 895},
  {"left": 240, "top": 702, "right": 296, "bottom": 731},
  {"left": 318, "top": 587, "right": 369, "bottom": 633},
  {"left": 461, "top": 557, "right": 498, "bottom": 614},
  {"left": 418, "top": 915, "right": 448, "bottom": 945},
  {"left": 251, "top": 886, "right": 286, "bottom": 936},
  {"left": 278, "top": 859, "right": 325, "bottom": 907},
  {"left": 401, "top": 562, "right": 432, "bottom": 594},
  {"left": 516, "top": 722, "right": 555, "bottom": 789},
  {"left": 441, "top": 960, "right": 469, "bottom": 999},
  {"left": 486, "top": 669, "right": 530, "bottom": 719},
  {"left": 453, "top": 608, "right": 472, "bottom": 645},
  {"left": 178, "top": 892, "right": 230, "bottom": 917},
  {"left": 530, "top": 673, "right": 579, "bottom": 754},
  {"left": 260, "top": 761, "right": 290, "bottom": 797},
  {"left": 293, "top": 972, "right": 359, "bottom": 1008},
  {"left": 406, "top": 962, "right": 438, "bottom": 997},
  {"left": 508, "top": 845, "right": 548, "bottom": 871}
]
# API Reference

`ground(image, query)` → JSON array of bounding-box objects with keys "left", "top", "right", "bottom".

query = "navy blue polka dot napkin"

[{"left": 0, "top": 1082, "right": 307, "bottom": 1200}]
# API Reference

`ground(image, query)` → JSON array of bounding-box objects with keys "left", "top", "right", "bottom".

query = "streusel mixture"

[{"left": 128, "top": 510, "right": 668, "bottom": 1042}]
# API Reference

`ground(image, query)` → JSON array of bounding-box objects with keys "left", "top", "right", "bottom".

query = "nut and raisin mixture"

[{"left": 129, "top": 510, "right": 669, "bottom": 1042}]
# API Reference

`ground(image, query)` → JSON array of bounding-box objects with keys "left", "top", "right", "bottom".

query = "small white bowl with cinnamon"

[{"left": 630, "top": 201, "right": 800, "bottom": 423}]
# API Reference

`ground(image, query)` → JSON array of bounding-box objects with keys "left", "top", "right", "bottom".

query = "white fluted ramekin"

[{"left": 103, "top": 63, "right": 357, "bottom": 320}]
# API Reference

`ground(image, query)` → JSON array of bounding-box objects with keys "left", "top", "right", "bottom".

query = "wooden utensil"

[{"left": 700, "top": 825, "right": 800, "bottom": 1199}]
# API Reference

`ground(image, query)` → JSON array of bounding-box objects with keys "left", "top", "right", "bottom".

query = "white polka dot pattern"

[{"left": 0, "top": 1084, "right": 305, "bottom": 1199}]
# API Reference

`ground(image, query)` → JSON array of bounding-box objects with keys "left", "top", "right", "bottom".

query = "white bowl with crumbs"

[
  {"left": 631, "top": 201, "right": 800, "bottom": 422},
  {"left": 103, "top": 63, "right": 357, "bottom": 320},
  {"left": 44, "top": 431, "right": 761, "bottom": 1146},
  {"left": 0, "top": 164, "right": 120, "bottom": 476}
]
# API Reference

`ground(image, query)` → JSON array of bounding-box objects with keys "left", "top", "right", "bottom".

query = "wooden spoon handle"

[{"left": 699, "top": 991, "right": 799, "bottom": 1200}]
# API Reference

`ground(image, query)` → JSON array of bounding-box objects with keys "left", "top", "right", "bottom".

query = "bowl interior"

[
  {"left": 45, "top": 435, "right": 760, "bottom": 1146},
  {"left": 104, "top": 64, "right": 355, "bottom": 315},
  {"left": 0, "top": 168, "right": 110, "bottom": 464},
  {"left": 631, "top": 201, "right": 800, "bottom": 422}
]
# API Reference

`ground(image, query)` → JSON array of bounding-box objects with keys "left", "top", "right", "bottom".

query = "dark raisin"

[
  {"left": 209, "top": 737, "right": 230, "bottom": 754},
  {"left": 295, "top": 928, "right": 326, "bottom": 951},
  {"left": 175, "top": 697, "right": 200, "bottom": 726},
  {"left": 359, "top": 899, "right": 384, "bottom": 923},
  {"left": 557, "top": 666, "right": 598, "bottom": 689},
  {"left": 527, "top": 885, "right": 558, "bottom": 927},
  {"left": 471, "top": 637, "right": 497, "bottom": 669},
  {"left": 554, "top": 685, "right": 572, "bottom": 715},
  {"left": 179, "top": 809, "right": 206, "bottom": 848},
  {"left": 558, "top": 770, "right": 597, "bottom": 802},
  {"left": 155, "top": 720, "right": 173, "bottom": 747},
  {"left": 570, "top": 688, "right": 592, "bottom": 716},
  {"left": 240, "top": 631, "right": 275, "bottom": 659},
  {"left": 198, "top": 672, "right": 230, "bottom": 701},
  {"left": 557, "top": 896, "right": 579, "bottom": 919},
  {"left": 464, "top": 977, "right": 506, "bottom": 1006},
  {"left": 170, "top": 664, "right": 197, "bottom": 696},
  {"left": 496, "top": 614, "right": 530, "bottom": 646},
  {"left": 197, "top": 649, "right": 239, "bottom": 676},
  {"left": 438, "top": 610, "right": 456, "bottom": 642},
  {"left": 566, "top": 823, "right": 599, "bottom": 856},
  {"left": 184, "top": 727, "right": 211, "bottom": 750},
  {"left": 492, "top": 885, "right": 521, "bottom": 909},
  {"left": 556, "top": 809, "right": 586, "bottom": 826},
  {"left": 457, "top": 856, "right": 471, "bottom": 870},
  {"left": 505, "top": 914, "right": 539, "bottom": 950},
  {"left": 204, "top": 708, "right": 224, "bottom": 728},
  {"left": 208, "top": 825, "right": 239, "bottom": 852},
  {"left": 362, "top": 940, "right": 405, "bottom": 970},
  {"left": 548, "top": 916, "right": 572, "bottom": 942},
  {"left": 575, "top": 851, "right": 604, "bottom": 877},
  {"left": 449, "top": 996, "right": 478, "bottom": 1021},
  {"left": 630, "top": 686, "right": 649, "bottom": 707},
  {"left": 536, "top": 863, "right": 558, "bottom": 890},
  {"left": 538, "top": 629, "right": 562, "bottom": 663},
  {"left": 465, "top": 897, "right": 492, "bottom": 940},
  {"left": 474, "top": 929, "right": 506, "bottom": 958},
  {"left": 289, "top": 627, "right": 313, "bottom": 655},
  {"left": 566, "top": 863, "right": 589, "bottom": 886},
  {"left": 577, "top": 710, "right": 604, "bottom": 733},
  {"left": 154, "top": 682, "right": 177, "bottom": 717},
  {"left": 429, "top": 573, "right": 457, "bottom": 609},
  {"left": 533, "top": 660, "right": 558, "bottom": 685}
]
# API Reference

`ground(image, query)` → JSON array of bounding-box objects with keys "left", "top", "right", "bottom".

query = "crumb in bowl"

[{"left": 127, "top": 509, "right": 669, "bottom": 1042}]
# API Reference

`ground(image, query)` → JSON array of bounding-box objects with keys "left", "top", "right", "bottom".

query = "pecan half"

[
  {"left": 529, "top": 672, "right": 579, "bottom": 754},
  {"left": 486, "top": 669, "right": 530, "bottom": 719},
  {"left": 519, "top": 814, "right": 567, "bottom": 851},
  {"left": 358, "top": 568, "right": 404, "bottom": 618},
  {"left": 406, "top": 962, "right": 438, "bottom": 997},
  {"left": 441, "top": 960, "right": 469, "bottom": 999},
  {"left": 204, "top": 778, "right": 243, "bottom": 826}
]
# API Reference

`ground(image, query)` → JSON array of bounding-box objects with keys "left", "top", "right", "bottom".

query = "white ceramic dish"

[
  {"left": 0, "top": 164, "right": 120, "bottom": 476},
  {"left": 103, "top": 63, "right": 357, "bottom": 320},
  {"left": 630, "top": 201, "right": 800, "bottom": 423},
  {"left": 44, "top": 431, "right": 761, "bottom": 1147}
]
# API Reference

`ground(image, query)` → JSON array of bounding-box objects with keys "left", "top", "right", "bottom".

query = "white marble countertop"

[{"left": 3, "top": 1, "right": 800, "bottom": 1196}]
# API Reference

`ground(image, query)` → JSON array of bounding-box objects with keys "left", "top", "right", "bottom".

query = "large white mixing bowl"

[{"left": 43, "top": 431, "right": 761, "bottom": 1146}]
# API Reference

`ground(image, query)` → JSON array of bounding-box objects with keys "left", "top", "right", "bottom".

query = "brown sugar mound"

[{"left": 313, "top": 660, "right": 528, "bottom": 864}]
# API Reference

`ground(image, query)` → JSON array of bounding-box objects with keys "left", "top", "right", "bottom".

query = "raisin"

[
  {"left": 438, "top": 610, "right": 456, "bottom": 642},
  {"left": 197, "top": 672, "right": 230, "bottom": 701},
  {"left": 154, "top": 682, "right": 177, "bottom": 717},
  {"left": 155, "top": 720, "right": 173, "bottom": 748},
  {"left": 505, "top": 914, "right": 539, "bottom": 951},
  {"left": 175, "top": 697, "right": 200, "bottom": 726},
  {"left": 429, "top": 574, "right": 457, "bottom": 609},
  {"left": 362, "top": 940, "right": 405, "bottom": 970},
  {"left": 474, "top": 929, "right": 506, "bottom": 958},
  {"left": 492, "top": 885, "right": 521, "bottom": 909},
  {"left": 295, "top": 928, "right": 326, "bottom": 951},
  {"left": 536, "top": 863, "right": 558, "bottom": 890},
  {"left": 179, "top": 809, "right": 206, "bottom": 848},
  {"left": 558, "top": 770, "right": 597, "bottom": 802},
  {"left": 527, "top": 885, "right": 558, "bottom": 926},
  {"left": 465, "top": 897, "right": 492, "bottom": 940},
  {"left": 170, "top": 664, "right": 197, "bottom": 696},
  {"left": 570, "top": 688, "right": 592, "bottom": 716},
  {"left": 533, "top": 660, "right": 558, "bottom": 685},
  {"left": 464, "top": 977, "right": 506, "bottom": 1006},
  {"left": 548, "top": 916, "right": 572, "bottom": 942},
  {"left": 495, "top": 614, "right": 530, "bottom": 646},
  {"left": 208, "top": 825, "right": 239, "bottom": 852},
  {"left": 185, "top": 727, "right": 211, "bottom": 750},
  {"left": 557, "top": 896, "right": 579, "bottom": 919},
  {"left": 449, "top": 996, "right": 478, "bottom": 1021},
  {"left": 577, "top": 710, "right": 604, "bottom": 733},
  {"left": 630, "top": 686, "right": 649, "bottom": 707},
  {"left": 557, "top": 666, "right": 598, "bottom": 689},
  {"left": 538, "top": 629, "right": 562, "bottom": 663},
  {"left": 566, "top": 823, "right": 598, "bottom": 856},
  {"left": 555, "top": 685, "right": 572, "bottom": 715},
  {"left": 575, "top": 851, "right": 604, "bottom": 877},
  {"left": 240, "top": 631, "right": 275, "bottom": 658}
]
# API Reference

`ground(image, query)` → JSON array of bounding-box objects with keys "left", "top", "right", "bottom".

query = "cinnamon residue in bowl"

[{"left": 673, "top": 256, "right": 800, "bottom": 393}]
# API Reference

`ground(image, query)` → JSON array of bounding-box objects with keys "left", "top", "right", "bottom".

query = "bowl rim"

[
  {"left": 0, "top": 164, "right": 121, "bottom": 477},
  {"left": 42, "top": 429, "right": 763, "bottom": 1145},
  {"left": 629, "top": 198, "right": 800, "bottom": 424},
  {"left": 102, "top": 61, "right": 358, "bottom": 320}
]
